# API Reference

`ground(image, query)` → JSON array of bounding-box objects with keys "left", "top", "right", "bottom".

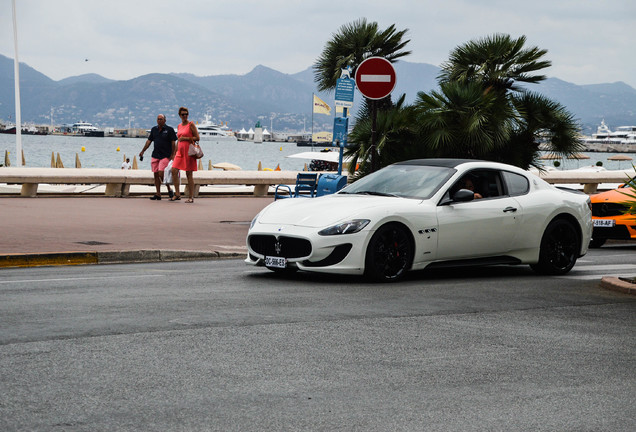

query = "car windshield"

[{"left": 339, "top": 164, "right": 455, "bottom": 200}]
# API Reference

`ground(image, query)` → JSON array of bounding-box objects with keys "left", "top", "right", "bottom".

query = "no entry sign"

[{"left": 355, "top": 57, "right": 396, "bottom": 100}]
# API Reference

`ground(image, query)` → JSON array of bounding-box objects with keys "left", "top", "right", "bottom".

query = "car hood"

[
  {"left": 257, "top": 195, "right": 420, "bottom": 228},
  {"left": 591, "top": 188, "right": 630, "bottom": 203}
]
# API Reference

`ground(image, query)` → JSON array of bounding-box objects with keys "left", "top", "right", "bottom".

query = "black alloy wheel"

[
  {"left": 364, "top": 224, "right": 413, "bottom": 282},
  {"left": 531, "top": 219, "right": 579, "bottom": 275}
]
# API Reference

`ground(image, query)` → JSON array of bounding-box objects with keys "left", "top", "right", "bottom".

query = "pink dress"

[{"left": 172, "top": 122, "right": 198, "bottom": 171}]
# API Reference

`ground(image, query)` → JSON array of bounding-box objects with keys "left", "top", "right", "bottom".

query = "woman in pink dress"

[{"left": 170, "top": 106, "right": 200, "bottom": 203}]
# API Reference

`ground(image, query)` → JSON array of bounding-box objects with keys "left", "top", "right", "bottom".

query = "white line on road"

[
  {"left": 0, "top": 274, "right": 164, "bottom": 285},
  {"left": 573, "top": 264, "right": 636, "bottom": 272},
  {"left": 558, "top": 274, "right": 630, "bottom": 280}
]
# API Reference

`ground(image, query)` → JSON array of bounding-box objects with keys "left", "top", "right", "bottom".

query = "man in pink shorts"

[{"left": 139, "top": 114, "right": 177, "bottom": 200}]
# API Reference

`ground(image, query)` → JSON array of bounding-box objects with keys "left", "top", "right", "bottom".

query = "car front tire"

[
  {"left": 364, "top": 223, "right": 413, "bottom": 282},
  {"left": 531, "top": 219, "right": 580, "bottom": 275}
]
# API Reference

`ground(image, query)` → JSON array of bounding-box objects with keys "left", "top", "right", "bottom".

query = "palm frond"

[{"left": 313, "top": 19, "right": 411, "bottom": 92}]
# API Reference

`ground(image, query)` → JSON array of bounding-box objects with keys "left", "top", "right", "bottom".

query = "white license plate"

[
  {"left": 265, "top": 256, "right": 287, "bottom": 268},
  {"left": 593, "top": 219, "right": 615, "bottom": 228}
]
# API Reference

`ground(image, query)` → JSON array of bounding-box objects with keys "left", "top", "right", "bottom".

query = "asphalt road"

[{"left": 1, "top": 245, "right": 635, "bottom": 431}]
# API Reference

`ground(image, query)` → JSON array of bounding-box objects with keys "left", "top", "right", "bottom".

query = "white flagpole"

[{"left": 12, "top": 0, "right": 23, "bottom": 166}]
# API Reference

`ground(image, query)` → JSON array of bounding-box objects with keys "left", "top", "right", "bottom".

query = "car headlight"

[
  {"left": 249, "top": 212, "right": 260, "bottom": 230},
  {"left": 318, "top": 219, "right": 370, "bottom": 236}
]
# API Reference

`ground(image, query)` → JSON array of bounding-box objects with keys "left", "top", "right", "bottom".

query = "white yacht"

[
  {"left": 60, "top": 121, "right": 104, "bottom": 136},
  {"left": 72, "top": 121, "right": 100, "bottom": 133},
  {"left": 196, "top": 115, "right": 237, "bottom": 141},
  {"left": 584, "top": 120, "right": 636, "bottom": 145}
]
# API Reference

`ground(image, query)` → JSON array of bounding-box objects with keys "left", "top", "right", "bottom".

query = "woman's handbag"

[{"left": 188, "top": 142, "right": 204, "bottom": 159}]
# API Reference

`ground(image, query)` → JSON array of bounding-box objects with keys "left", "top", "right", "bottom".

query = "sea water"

[
  {"left": 1, "top": 134, "right": 635, "bottom": 171},
  {"left": 0, "top": 134, "right": 313, "bottom": 171}
]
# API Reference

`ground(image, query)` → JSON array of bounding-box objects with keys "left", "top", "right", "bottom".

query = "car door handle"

[{"left": 503, "top": 207, "right": 517, "bottom": 213}]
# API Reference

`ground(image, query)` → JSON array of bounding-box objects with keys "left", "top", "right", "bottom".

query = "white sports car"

[{"left": 246, "top": 159, "right": 593, "bottom": 282}]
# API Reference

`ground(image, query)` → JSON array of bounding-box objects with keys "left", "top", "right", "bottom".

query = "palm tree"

[
  {"left": 419, "top": 33, "right": 582, "bottom": 169},
  {"left": 438, "top": 33, "right": 551, "bottom": 94},
  {"left": 413, "top": 80, "right": 516, "bottom": 159},
  {"left": 345, "top": 95, "right": 419, "bottom": 177},
  {"left": 503, "top": 92, "right": 582, "bottom": 169},
  {"left": 619, "top": 167, "right": 636, "bottom": 218},
  {"left": 313, "top": 19, "right": 411, "bottom": 173},
  {"left": 313, "top": 19, "right": 411, "bottom": 93}
]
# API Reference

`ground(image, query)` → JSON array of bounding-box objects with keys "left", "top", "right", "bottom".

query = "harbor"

[
  {"left": 3, "top": 132, "right": 636, "bottom": 172},
  {"left": 0, "top": 134, "right": 313, "bottom": 171}
]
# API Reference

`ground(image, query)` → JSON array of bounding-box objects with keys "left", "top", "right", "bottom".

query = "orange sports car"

[{"left": 590, "top": 182, "right": 636, "bottom": 247}]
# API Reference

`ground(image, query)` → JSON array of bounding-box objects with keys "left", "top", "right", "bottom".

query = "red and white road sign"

[{"left": 355, "top": 57, "right": 397, "bottom": 100}]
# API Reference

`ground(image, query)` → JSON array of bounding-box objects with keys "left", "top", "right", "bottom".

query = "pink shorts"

[{"left": 151, "top": 157, "right": 170, "bottom": 173}]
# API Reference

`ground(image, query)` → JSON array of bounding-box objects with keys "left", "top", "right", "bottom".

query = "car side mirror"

[{"left": 453, "top": 189, "right": 475, "bottom": 202}]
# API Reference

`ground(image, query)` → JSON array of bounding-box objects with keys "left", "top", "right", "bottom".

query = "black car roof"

[{"left": 395, "top": 158, "right": 480, "bottom": 168}]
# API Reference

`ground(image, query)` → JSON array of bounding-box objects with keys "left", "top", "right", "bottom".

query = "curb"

[
  {"left": 0, "top": 252, "right": 98, "bottom": 268},
  {"left": 600, "top": 276, "right": 636, "bottom": 295},
  {"left": 0, "top": 249, "right": 245, "bottom": 268}
]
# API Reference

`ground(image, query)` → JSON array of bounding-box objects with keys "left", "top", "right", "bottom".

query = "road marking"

[
  {"left": 559, "top": 263, "right": 636, "bottom": 280},
  {"left": 360, "top": 74, "right": 391, "bottom": 82},
  {"left": 573, "top": 264, "right": 636, "bottom": 272},
  {"left": 559, "top": 273, "right": 633, "bottom": 280},
  {"left": 0, "top": 274, "right": 164, "bottom": 285}
]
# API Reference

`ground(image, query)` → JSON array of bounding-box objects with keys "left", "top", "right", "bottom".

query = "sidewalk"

[{"left": 0, "top": 196, "right": 273, "bottom": 267}]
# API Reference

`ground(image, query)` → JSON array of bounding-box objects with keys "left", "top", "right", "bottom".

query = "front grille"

[
  {"left": 248, "top": 234, "right": 312, "bottom": 258},
  {"left": 592, "top": 202, "right": 628, "bottom": 217}
]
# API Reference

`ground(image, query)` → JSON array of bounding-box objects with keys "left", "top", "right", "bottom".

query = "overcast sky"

[{"left": 1, "top": 0, "right": 635, "bottom": 88}]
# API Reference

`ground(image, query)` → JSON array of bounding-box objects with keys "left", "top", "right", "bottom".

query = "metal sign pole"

[
  {"left": 370, "top": 100, "right": 377, "bottom": 172},
  {"left": 12, "top": 0, "right": 23, "bottom": 166}
]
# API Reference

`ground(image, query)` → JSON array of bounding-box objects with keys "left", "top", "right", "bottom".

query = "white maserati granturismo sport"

[{"left": 246, "top": 159, "right": 593, "bottom": 282}]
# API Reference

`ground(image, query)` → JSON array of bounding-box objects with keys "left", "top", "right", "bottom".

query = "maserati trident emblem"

[{"left": 274, "top": 240, "right": 282, "bottom": 255}]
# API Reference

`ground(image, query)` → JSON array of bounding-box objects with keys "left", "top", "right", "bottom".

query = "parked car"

[
  {"left": 589, "top": 181, "right": 636, "bottom": 247},
  {"left": 246, "top": 159, "right": 593, "bottom": 282}
]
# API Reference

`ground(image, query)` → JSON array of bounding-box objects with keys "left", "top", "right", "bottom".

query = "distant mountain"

[
  {"left": 1, "top": 53, "right": 634, "bottom": 134},
  {"left": 0, "top": 55, "right": 56, "bottom": 124},
  {"left": 174, "top": 65, "right": 316, "bottom": 115},
  {"left": 525, "top": 78, "right": 636, "bottom": 133},
  {"left": 392, "top": 61, "right": 440, "bottom": 100},
  {"left": 58, "top": 74, "right": 115, "bottom": 86}
]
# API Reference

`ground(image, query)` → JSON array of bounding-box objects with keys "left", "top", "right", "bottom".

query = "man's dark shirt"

[{"left": 147, "top": 125, "right": 177, "bottom": 159}]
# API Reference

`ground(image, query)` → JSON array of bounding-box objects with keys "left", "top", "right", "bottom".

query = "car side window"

[
  {"left": 502, "top": 171, "right": 529, "bottom": 196},
  {"left": 480, "top": 171, "right": 503, "bottom": 198},
  {"left": 449, "top": 170, "right": 503, "bottom": 200}
]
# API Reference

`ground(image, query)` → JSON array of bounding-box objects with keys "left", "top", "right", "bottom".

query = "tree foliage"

[
  {"left": 313, "top": 18, "right": 411, "bottom": 93},
  {"left": 345, "top": 95, "right": 420, "bottom": 176},
  {"left": 438, "top": 34, "right": 551, "bottom": 93},
  {"left": 314, "top": 27, "right": 582, "bottom": 178},
  {"left": 428, "top": 33, "right": 582, "bottom": 170},
  {"left": 619, "top": 166, "right": 636, "bottom": 218}
]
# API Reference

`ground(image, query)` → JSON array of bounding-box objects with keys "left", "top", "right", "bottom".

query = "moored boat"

[
  {"left": 196, "top": 115, "right": 237, "bottom": 141},
  {"left": 60, "top": 121, "right": 104, "bottom": 137},
  {"left": 0, "top": 126, "right": 48, "bottom": 135},
  {"left": 583, "top": 120, "right": 636, "bottom": 145}
]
